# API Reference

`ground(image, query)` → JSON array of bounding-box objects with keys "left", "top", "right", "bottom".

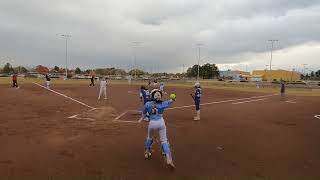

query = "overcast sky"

[{"left": 0, "top": 0, "right": 320, "bottom": 73}]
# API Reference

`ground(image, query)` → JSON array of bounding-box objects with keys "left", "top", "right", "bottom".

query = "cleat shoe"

[
  {"left": 193, "top": 111, "right": 201, "bottom": 121},
  {"left": 165, "top": 154, "right": 176, "bottom": 169},
  {"left": 193, "top": 116, "right": 200, "bottom": 121},
  {"left": 144, "top": 150, "right": 152, "bottom": 159}
]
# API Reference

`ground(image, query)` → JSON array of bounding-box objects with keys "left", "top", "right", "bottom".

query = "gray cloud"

[{"left": 0, "top": 0, "right": 320, "bottom": 72}]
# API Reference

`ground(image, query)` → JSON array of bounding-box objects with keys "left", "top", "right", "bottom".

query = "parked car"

[
  {"left": 49, "top": 74, "right": 61, "bottom": 78},
  {"left": 114, "top": 76, "right": 123, "bottom": 80},
  {"left": 72, "top": 75, "right": 91, "bottom": 79}
]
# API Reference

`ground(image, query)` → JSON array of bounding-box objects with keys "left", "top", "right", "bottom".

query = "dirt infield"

[{"left": 0, "top": 82, "right": 320, "bottom": 180}]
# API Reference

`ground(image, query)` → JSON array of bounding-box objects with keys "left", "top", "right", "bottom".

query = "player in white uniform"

[
  {"left": 159, "top": 82, "right": 166, "bottom": 94},
  {"left": 140, "top": 89, "right": 176, "bottom": 169},
  {"left": 98, "top": 77, "right": 107, "bottom": 100}
]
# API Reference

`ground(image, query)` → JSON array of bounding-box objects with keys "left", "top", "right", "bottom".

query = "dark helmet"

[{"left": 141, "top": 85, "right": 147, "bottom": 90}]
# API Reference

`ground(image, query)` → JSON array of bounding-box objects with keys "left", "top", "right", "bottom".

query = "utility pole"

[
  {"left": 303, "top": 64, "right": 308, "bottom": 81},
  {"left": 57, "top": 34, "right": 72, "bottom": 79},
  {"left": 268, "top": 40, "right": 278, "bottom": 71},
  {"left": 291, "top": 68, "right": 295, "bottom": 81},
  {"left": 196, "top": 43, "right": 205, "bottom": 81},
  {"left": 265, "top": 65, "right": 269, "bottom": 70},
  {"left": 131, "top": 42, "right": 141, "bottom": 79},
  {"left": 182, "top": 64, "right": 185, "bottom": 73}
]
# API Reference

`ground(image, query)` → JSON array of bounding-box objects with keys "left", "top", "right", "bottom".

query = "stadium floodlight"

[
  {"left": 268, "top": 40, "right": 278, "bottom": 71},
  {"left": 131, "top": 42, "right": 142, "bottom": 79},
  {"left": 57, "top": 34, "right": 72, "bottom": 79},
  {"left": 196, "top": 43, "right": 205, "bottom": 81},
  {"left": 303, "top": 64, "right": 308, "bottom": 81},
  {"left": 265, "top": 64, "right": 269, "bottom": 70},
  {"left": 303, "top": 64, "right": 308, "bottom": 75}
]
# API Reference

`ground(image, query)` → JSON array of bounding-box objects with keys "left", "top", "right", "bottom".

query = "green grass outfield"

[{"left": 1, "top": 77, "right": 319, "bottom": 96}]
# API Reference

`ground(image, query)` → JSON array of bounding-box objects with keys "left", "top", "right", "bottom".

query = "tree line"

[
  {"left": 3, "top": 62, "right": 317, "bottom": 79},
  {"left": 0, "top": 63, "right": 176, "bottom": 77},
  {"left": 186, "top": 63, "right": 220, "bottom": 79},
  {"left": 301, "top": 70, "right": 320, "bottom": 80},
  {"left": 0, "top": 62, "right": 219, "bottom": 79}
]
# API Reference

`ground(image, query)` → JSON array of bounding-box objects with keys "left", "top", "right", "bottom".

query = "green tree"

[
  {"left": 75, "top": 67, "right": 82, "bottom": 74},
  {"left": 54, "top": 66, "right": 60, "bottom": 72},
  {"left": 3, "top": 63, "right": 14, "bottom": 74},
  {"left": 114, "top": 69, "right": 127, "bottom": 76},
  {"left": 316, "top": 70, "right": 320, "bottom": 77},
  {"left": 106, "top": 67, "right": 116, "bottom": 75},
  {"left": 129, "top": 69, "right": 145, "bottom": 77},
  {"left": 14, "top": 66, "right": 29, "bottom": 73},
  {"left": 200, "top": 63, "right": 213, "bottom": 79},
  {"left": 211, "top": 64, "right": 220, "bottom": 78},
  {"left": 186, "top": 65, "right": 200, "bottom": 78},
  {"left": 95, "top": 68, "right": 107, "bottom": 75}
]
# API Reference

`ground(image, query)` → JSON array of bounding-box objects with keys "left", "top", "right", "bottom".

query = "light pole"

[
  {"left": 303, "top": 64, "right": 308, "bottom": 81},
  {"left": 265, "top": 65, "right": 269, "bottom": 70},
  {"left": 291, "top": 68, "right": 295, "bottom": 81},
  {"left": 132, "top": 42, "right": 141, "bottom": 79},
  {"left": 57, "top": 34, "right": 72, "bottom": 79},
  {"left": 268, "top": 40, "right": 278, "bottom": 71},
  {"left": 182, "top": 64, "right": 185, "bottom": 74},
  {"left": 196, "top": 43, "right": 205, "bottom": 81},
  {"left": 303, "top": 64, "right": 308, "bottom": 74}
]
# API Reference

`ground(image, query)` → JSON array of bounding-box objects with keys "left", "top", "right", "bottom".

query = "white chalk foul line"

[
  {"left": 232, "top": 98, "right": 267, "bottom": 105},
  {"left": 114, "top": 111, "right": 128, "bottom": 121},
  {"left": 167, "top": 94, "right": 276, "bottom": 110},
  {"left": 68, "top": 114, "right": 79, "bottom": 119},
  {"left": 113, "top": 110, "right": 143, "bottom": 123},
  {"left": 113, "top": 120, "right": 141, "bottom": 123},
  {"left": 315, "top": 115, "right": 320, "bottom": 119},
  {"left": 33, "top": 82, "right": 95, "bottom": 109},
  {"left": 286, "top": 100, "right": 297, "bottom": 104},
  {"left": 69, "top": 115, "right": 95, "bottom": 121}
]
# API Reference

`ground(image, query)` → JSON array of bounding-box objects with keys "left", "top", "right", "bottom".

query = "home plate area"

[
  {"left": 68, "top": 106, "right": 117, "bottom": 121},
  {"left": 113, "top": 110, "right": 142, "bottom": 123}
]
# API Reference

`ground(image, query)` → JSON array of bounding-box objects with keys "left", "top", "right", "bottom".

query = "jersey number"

[{"left": 151, "top": 106, "right": 159, "bottom": 115}]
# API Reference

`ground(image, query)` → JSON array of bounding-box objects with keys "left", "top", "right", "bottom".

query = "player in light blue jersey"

[{"left": 139, "top": 89, "right": 176, "bottom": 169}]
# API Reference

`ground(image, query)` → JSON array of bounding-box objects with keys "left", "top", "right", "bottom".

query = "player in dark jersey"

[
  {"left": 280, "top": 81, "right": 286, "bottom": 100},
  {"left": 90, "top": 75, "right": 95, "bottom": 86},
  {"left": 140, "top": 85, "right": 151, "bottom": 121},
  {"left": 45, "top": 74, "right": 51, "bottom": 89},
  {"left": 191, "top": 82, "right": 202, "bottom": 121},
  {"left": 140, "top": 85, "right": 150, "bottom": 105},
  {"left": 12, "top": 74, "right": 18, "bottom": 88}
]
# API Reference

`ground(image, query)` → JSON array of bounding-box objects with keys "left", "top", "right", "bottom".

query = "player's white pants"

[
  {"left": 46, "top": 81, "right": 50, "bottom": 88},
  {"left": 147, "top": 118, "right": 168, "bottom": 144},
  {"left": 98, "top": 87, "right": 107, "bottom": 99}
]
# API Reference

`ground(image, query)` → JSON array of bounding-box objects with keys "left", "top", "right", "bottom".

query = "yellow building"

[{"left": 252, "top": 70, "right": 300, "bottom": 81}]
